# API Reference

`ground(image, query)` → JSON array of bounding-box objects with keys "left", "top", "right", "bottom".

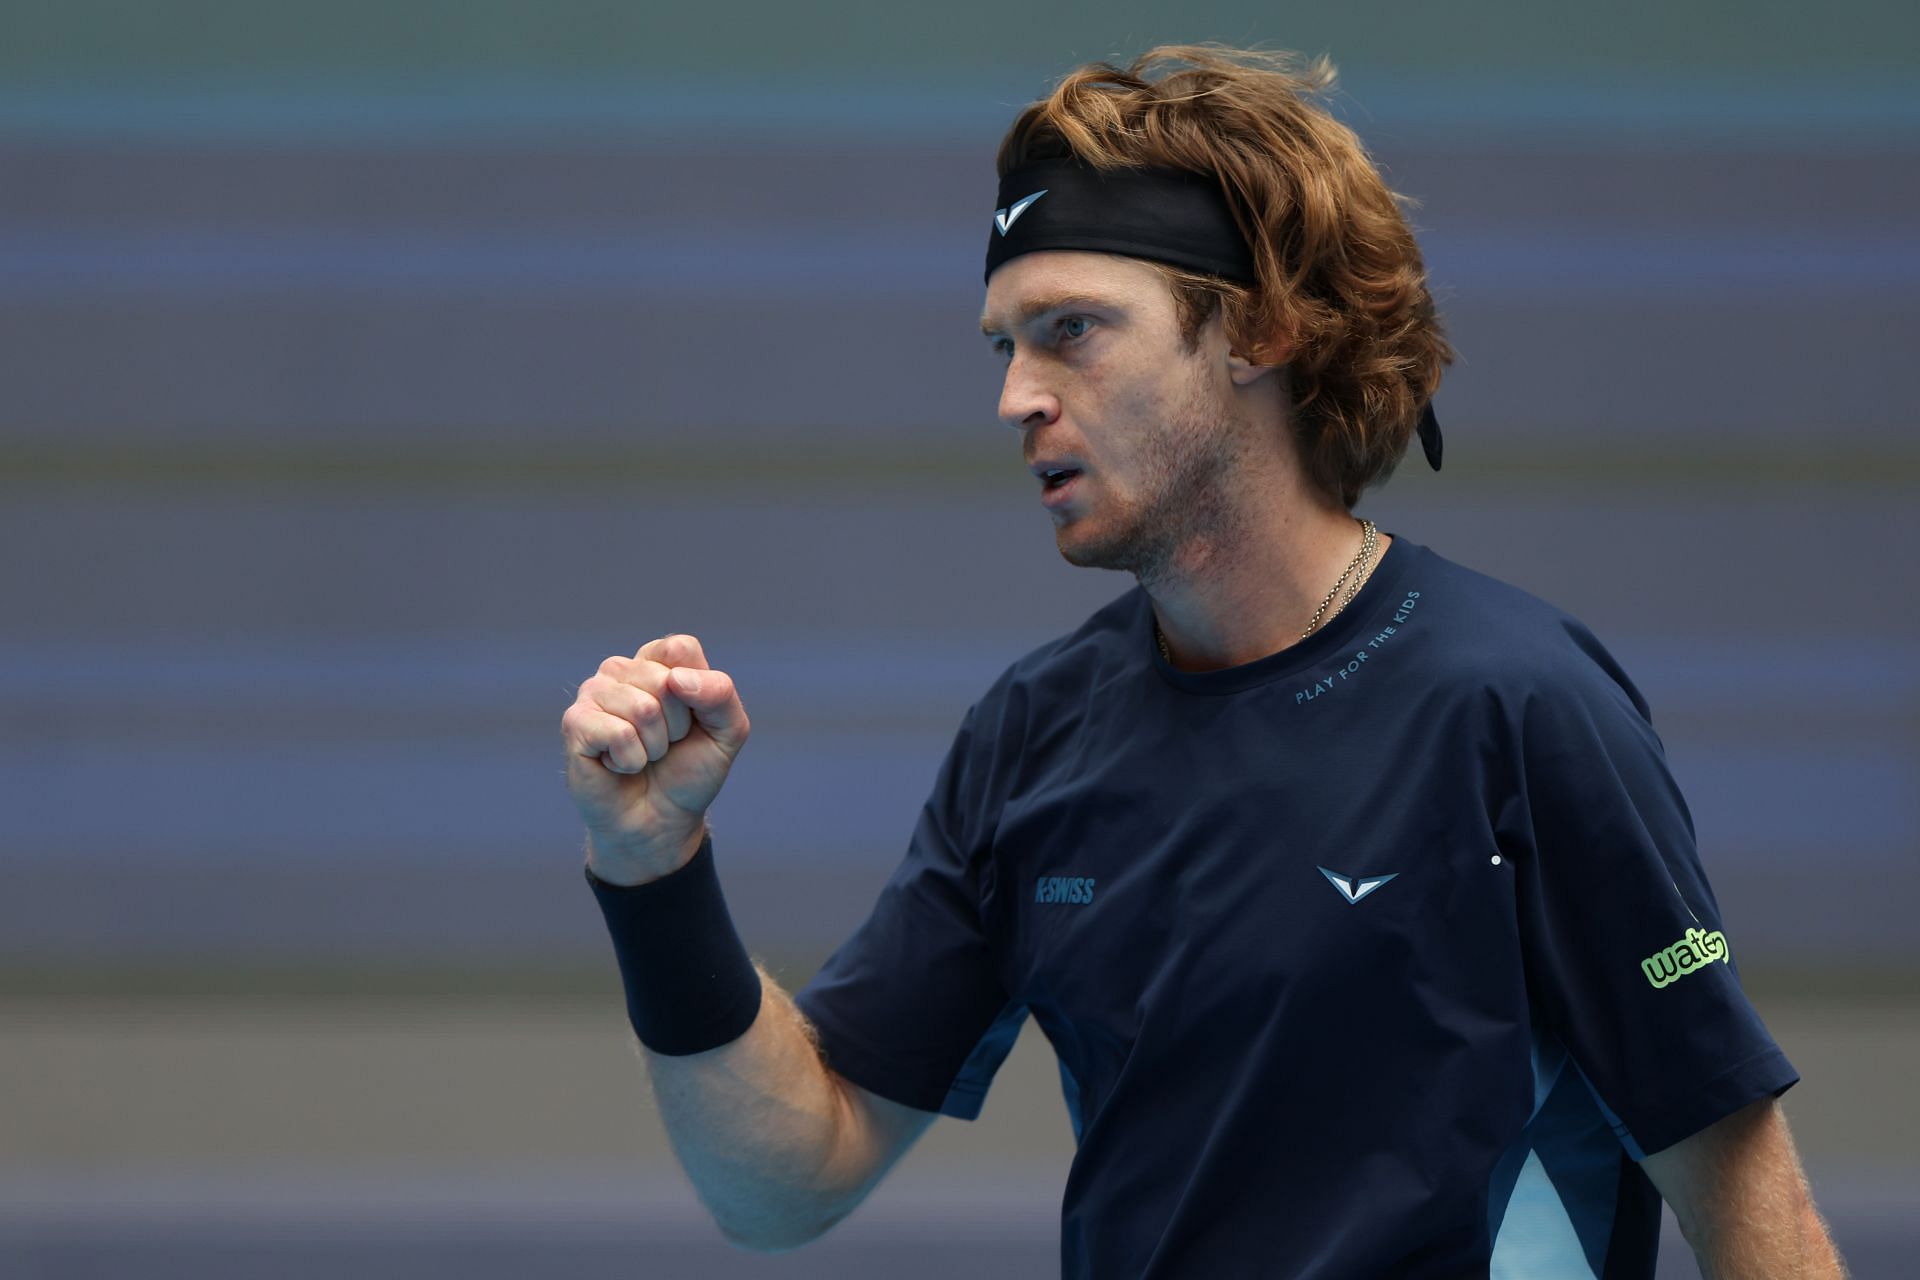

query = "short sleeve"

[
  {"left": 1510, "top": 628, "right": 1799, "bottom": 1158},
  {"left": 793, "top": 701, "right": 1024, "bottom": 1120}
]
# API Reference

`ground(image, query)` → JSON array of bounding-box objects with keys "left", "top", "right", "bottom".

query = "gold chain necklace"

[{"left": 1155, "top": 517, "right": 1377, "bottom": 663}]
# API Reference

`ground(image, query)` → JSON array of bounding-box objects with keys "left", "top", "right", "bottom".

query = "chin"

[{"left": 1055, "top": 526, "right": 1145, "bottom": 575}]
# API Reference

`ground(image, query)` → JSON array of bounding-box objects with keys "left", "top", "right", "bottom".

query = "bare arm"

[
  {"left": 1640, "top": 1096, "right": 1848, "bottom": 1278},
  {"left": 562, "top": 634, "right": 940, "bottom": 1249},
  {"left": 636, "top": 957, "right": 939, "bottom": 1251}
]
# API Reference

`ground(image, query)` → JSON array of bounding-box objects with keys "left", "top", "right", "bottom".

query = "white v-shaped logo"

[
  {"left": 1318, "top": 866, "right": 1399, "bottom": 905},
  {"left": 994, "top": 189, "right": 1047, "bottom": 236}
]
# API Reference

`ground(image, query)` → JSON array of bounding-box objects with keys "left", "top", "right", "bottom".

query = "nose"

[{"left": 998, "top": 350, "right": 1060, "bottom": 433}]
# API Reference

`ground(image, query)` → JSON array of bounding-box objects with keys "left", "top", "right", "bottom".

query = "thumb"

[{"left": 669, "top": 666, "right": 749, "bottom": 752}]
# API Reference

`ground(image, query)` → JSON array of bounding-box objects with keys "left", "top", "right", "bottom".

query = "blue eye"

[{"left": 990, "top": 315, "right": 1092, "bottom": 360}]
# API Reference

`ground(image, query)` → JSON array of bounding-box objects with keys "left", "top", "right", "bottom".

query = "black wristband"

[{"left": 583, "top": 830, "right": 764, "bottom": 1055}]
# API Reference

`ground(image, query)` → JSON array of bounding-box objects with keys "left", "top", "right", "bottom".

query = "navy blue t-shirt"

[{"left": 792, "top": 530, "right": 1798, "bottom": 1279}]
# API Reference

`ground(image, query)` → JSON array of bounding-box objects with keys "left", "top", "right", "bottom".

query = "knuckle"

[{"left": 598, "top": 655, "right": 626, "bottom": 677}]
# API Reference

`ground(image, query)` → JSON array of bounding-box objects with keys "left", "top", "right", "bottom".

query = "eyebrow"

[{"left": 979, "top": 293, "right": 1116, "bottom": 340}]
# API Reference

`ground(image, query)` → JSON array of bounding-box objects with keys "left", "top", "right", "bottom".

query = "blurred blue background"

[{"left": 1, "top": 2, "right": 1915, "bottom": 1276}]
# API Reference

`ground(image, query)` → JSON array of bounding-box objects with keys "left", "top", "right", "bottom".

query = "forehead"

[{"left": 979, "top": 251, "right": 1167, "bottom": 333}]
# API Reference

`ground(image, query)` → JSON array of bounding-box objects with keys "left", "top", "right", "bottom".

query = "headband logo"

[{"left": 993, "top": 189, "right": 1047, "bottom": 237}]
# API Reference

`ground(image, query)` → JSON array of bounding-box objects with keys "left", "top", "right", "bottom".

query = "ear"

[
  {"left": 1225, "top": 321, "right": 1293, "bottom": 385},
  {"left": 1228, "top": 351, "right": 1271, "bottom": 385},
  {"left": 1227, "top": 336, "right": 1290, "bottom": 386}
]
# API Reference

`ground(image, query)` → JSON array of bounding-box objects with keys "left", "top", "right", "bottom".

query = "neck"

[{"left": 1148, "top": 503, "right": 1389, "bottom": 673}]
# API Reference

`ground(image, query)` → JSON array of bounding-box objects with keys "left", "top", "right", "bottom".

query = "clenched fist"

[{"left": 561, "top": 633, "right": 750, "bottom": 885}]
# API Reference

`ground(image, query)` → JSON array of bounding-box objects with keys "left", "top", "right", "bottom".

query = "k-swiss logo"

[
  {"left": 1318, "top": 866, "right": 1399, "bottom": 905},
  {"left": 994, "top": 189, "right": 1048, "bottom": 236},
  {"left": 1034, "top": 874, "right": 1096, "bottom": 905}
]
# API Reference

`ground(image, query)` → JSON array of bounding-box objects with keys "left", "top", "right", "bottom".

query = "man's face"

[{"left": 979, "top": 250, "right": 1259, "bottom": 584}]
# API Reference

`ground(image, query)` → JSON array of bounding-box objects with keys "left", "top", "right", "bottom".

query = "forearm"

[
  {"left": 638, "top": 960, "right": 863, "bottom": 1251},
  {"left": 1668, "top": 1112, "right": 1849, "bottom": 1280},
  {"left": 1686, "top": 1190, "right": 1848, "bottom": 1279},
  {"left": 585, "top": 826, "right": 864, "bottom": 1251}
]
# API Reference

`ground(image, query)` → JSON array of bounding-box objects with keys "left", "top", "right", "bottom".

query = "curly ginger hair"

[{"left": 995, "top": 43, "right": 1455, "bottom": 509}]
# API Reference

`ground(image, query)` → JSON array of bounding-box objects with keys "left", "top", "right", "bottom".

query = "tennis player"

[{"left": 563, "top": 44, "right": 1848, "bottom": 1278}]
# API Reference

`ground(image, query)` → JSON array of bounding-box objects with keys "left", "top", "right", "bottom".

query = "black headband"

[
  {"left": 984, "top": 155, "right": 1444, "bottom": 472},
  {"left": 985, "top": 156, "right": 1258, "bottom": 285}
]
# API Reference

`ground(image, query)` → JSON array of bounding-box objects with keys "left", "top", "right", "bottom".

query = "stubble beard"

[{"left": 1053, "top": 362, "right": 1256, "bottom": 590}]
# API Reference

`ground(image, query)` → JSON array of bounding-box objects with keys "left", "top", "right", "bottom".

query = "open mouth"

[{"left": 1043, "top": 468, "right": 1081, "bottom": 490}]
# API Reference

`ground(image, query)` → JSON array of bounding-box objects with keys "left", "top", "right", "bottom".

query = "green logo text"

[{"left": 1641, "top": 926, "right": 1730, "bottom": 989}]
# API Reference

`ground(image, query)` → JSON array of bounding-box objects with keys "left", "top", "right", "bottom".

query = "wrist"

[
  {"left": 585, "top": 822, "right": 709, "bottom": 887},
  {"left": 581, "top": 827, "right": 762, "bottom": 1055}
]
